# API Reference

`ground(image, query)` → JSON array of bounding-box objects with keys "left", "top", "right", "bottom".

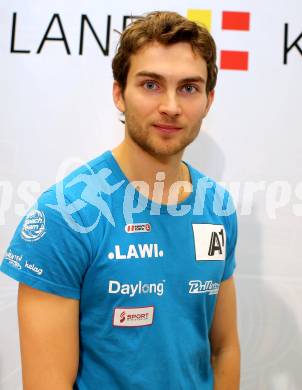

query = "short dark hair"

[{"left": 112, "top": 11, "right": 218, "bottom": 95}]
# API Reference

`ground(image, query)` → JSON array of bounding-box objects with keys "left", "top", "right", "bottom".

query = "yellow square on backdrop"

[{"left": 187, "top": 9, "right": 212, "bottom": 31}]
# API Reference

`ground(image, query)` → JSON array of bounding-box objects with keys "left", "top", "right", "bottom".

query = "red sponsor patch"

[
  {"left": 125, "top": 223, "right": 151, "bottom": 233},
  {"left": 113, "top": 306, "right": 154, "bottom": 327}
]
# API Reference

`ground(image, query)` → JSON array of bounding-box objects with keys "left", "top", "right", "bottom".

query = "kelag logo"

[{"left": 187, "top": 9, "right": 250, "bottom": 71}]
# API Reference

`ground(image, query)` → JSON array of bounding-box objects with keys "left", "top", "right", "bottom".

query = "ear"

[
  {"left": 112, "top": 81, "right": 126, "bottom": 113},
  {"left": 203, "top": 89, "right": 215, "bottom": 117}
]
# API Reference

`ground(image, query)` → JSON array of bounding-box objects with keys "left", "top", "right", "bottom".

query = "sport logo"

[
  {"left": 113, "top": 306, "right": 154, "bottom": 327},
  {"left": 192, "top": 224, "right": 226, "bottom": 261},
  {"left": 21, "top": 209, "right": 46, "bottom": 242},
  {"left": 125, "top": 223, "right": 151, "bottom": 233},
  {"left": 120, "top": 311, "right": 126, "bottom": 323},
  {"left": 189, "top": 280, "right": 220, "bottom": 295}
]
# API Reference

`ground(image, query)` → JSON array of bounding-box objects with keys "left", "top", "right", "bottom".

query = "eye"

[
  {"left": 143, "top": 81, "right": 159, "bottom": 90},
  {"left": 181, "top": 84, "right": 199, "bottom": 94}
]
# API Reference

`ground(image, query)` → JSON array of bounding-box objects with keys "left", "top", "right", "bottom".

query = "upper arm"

[
  {"left": 18, "top": 283, "right": 79, "bottom": 390},
  {"left": 210, "top": 277, "right": 240, "bottom": 354}
]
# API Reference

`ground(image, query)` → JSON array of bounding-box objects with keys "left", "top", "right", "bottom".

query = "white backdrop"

[{"left": 0, "top": 1, "right": 301, "bottom": 389}]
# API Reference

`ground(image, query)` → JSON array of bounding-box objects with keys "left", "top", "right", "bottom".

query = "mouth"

[{"left": 152, "top": 123, "right": 182, "bottom": 134}]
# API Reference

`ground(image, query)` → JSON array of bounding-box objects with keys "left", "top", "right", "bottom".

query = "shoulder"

[
  {"left": 37, "top": 151, "right": 120, "bottom": 230},
  {"left": 188, "top": 163, "right": 236, "bottom": 217},
  {"left": 54, "top": 150, "right": 117, "bottom": 202}
]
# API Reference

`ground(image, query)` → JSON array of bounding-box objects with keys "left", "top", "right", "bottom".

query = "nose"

[{"left": 158, "top": 91, "right": 182, "bottom": 117}]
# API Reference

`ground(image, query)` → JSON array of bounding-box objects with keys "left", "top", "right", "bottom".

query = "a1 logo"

[{"left": 192, "top": 224, "right": 226, "bottom": 261}]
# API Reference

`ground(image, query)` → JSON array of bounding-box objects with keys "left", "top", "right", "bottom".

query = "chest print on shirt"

[{"left": 192, "top": 224, "right": 226, "bottom": 261}]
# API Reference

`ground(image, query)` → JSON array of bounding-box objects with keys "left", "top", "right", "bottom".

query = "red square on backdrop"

[
  {"left": 220, "top": 51, "right": 249, "bottom": 71},
  {"left": 222, "top": 11, "right": 250, "bottom": 31}
]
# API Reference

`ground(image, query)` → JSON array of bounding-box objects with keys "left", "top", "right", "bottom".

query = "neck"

[{"left": 111, "top": 138, "right": 192, "bottom": 204}]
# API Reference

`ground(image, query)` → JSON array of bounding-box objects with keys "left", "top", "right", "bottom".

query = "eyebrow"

[{"left": 135, "top": 71, "right": 205, "bottom": 84}]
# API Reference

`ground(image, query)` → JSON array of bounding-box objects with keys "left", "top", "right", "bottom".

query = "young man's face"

[{"left": 113, "top": 41, "right": 214, "bottom": 157}]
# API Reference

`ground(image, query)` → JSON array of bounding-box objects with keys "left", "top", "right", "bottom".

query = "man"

[{"left": 1, "top": 11, "right": 240, "bottom": 389}]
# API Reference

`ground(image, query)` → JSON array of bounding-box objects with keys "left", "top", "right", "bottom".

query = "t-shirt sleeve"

[
  {"left": 221, "top": 194, "right": 238, "bottom": 281},
  {"left": 0, "top": 189, "right": 92, "bottom": 299}
]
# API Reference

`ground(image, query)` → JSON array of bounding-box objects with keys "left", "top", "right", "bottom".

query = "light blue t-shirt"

[{"left": 1, "top": 150, "right": 237, "bottom": 389}]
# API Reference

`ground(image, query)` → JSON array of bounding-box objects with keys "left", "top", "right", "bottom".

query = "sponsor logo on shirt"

[
  {"left": 107, "top": 243, "right": 164, "bottom": 260},
  {"left": 24, "top": 261, "right": 43, "bottom": 276},
  {"left": 113, "top": 306, "right": 154, "bottom": 327},
  {"left": 21, "top": 209, "right": 46, "bottom": 242},
  {"left": 188, "top": 280, "right": 220, "bottom": 295},
  {"left": 192, "top": 224, "right": 226, "bottom": 261},
  {"left": 4, "top": 250, "right": 23, "bottom": 270},
  {"left": 125, "top": 223, "right": 151, "bottom": 233},
  {"left": 108, "top": 280, "right": 165, "bottom": 297}
]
